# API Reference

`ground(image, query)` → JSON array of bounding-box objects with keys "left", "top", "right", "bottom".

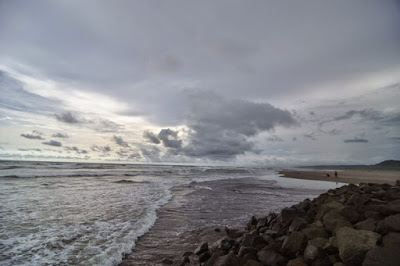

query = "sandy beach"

[{"left": 279, "top": 169, "right": 400, "bottom": 184}]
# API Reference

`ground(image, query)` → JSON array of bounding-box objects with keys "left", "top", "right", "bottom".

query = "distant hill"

[{"left": 301, "top": 160, "right": 400, "bottom": 170}]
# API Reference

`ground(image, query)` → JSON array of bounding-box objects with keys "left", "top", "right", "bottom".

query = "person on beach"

[{"left": 335, "top": 171, "right": 338, "bottom": 178}]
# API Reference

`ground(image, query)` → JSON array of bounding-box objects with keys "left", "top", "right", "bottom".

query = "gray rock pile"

[{"left": 171, "top": 181, "right": 400, "bottom": 266}]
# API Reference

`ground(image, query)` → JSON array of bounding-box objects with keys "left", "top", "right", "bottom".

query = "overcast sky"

[{"left": 0, "top": 0, "right": 399, "bottom": 165}]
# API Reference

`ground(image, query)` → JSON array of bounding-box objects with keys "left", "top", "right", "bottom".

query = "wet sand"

[
  {"left": 120, "top": 177, "right": 323, "bottom": 265},
  {"left": 279, "top": 169, "right": 400, "bottom": 184}
]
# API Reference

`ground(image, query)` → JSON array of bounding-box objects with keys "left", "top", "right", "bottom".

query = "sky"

[{"left": 0, "top": 0, "right": 399, "bottom": 166}]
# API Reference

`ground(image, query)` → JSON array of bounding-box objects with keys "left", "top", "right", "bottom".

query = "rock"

[
  {"left": 396, "top": 180, "right": 400, "bottom": 186},
  {"left": 302, "top": 224, "right": 329, "bottom": 239},
  {"left": 256, "top": 217, "right": 268, "bottom": 229},
  {"left": 215, "top": 228, "right": 221, "bottom": 232},
  {"left": 322, "top": 210, "right": 353, "bottom": 234},
  {"left": 211, "top": 238, "right": 232, "bottom": 253},
  {"left": 225, "top": 227, "right": 244, "bottom": 238},
  {"left": 244, "top": 260, "right": 263, "bottom": 266},
  {"left": 340, "top": 206, "right": 363, "bottom": 223},
  {"left": 333, "top": 263, "right": 345, "bottom": 266},
  {"left": 247, "top": 216, "right": 258, "bottom": 230},
  {"left": 241, "top": 234, "right": 256, "bottom": 247},
  {"left": 336, "top": 227, "right": 381, "bottom": 265},
  {"left": 238, "top": 246, "right": 258, "bottom": 257},
  {"left": 373, "top": 199, "right": 400, "bottom": 215},
  {"left": 376, "top": 213, "right": 400, "bottom": 234},
  {"left": 315, "top": 201, "right": 344, "bottom": 221},
  {"left": 257, "top": 249, "right": 287, "bottom": 266},
  {"left": 281, "top": 231, "right": 307, "bottom": 256},
  {"left": 303, "top": 237, "right": 329, "bottom": 263},
  {"left": 195, "top": 242, "right": 208, "bottom": 255},
  {"left": 199, "top": 251, "right": 211, "bottom": 263},
  {"left": 204, "top": 253, "right": 220, "bottom": 266},
  {"left": 263, "top": 230, "right": 279, "bottom": 237},
  {"left": 328, "top": 253, "right": 341, "bottom": 264},
  {"left": 161, "top": 258, "right": 173, "bottom": 264},
  {"left": 287, "top": 257, "right": 307, "bottom": 266},
  {"left": 289, "top": 217, "right": 308, "bottom": 232},
  {"left": 382, "top": 232, "right": 400, "bottom": 248},
  {"left": 362, "top": 247, "right": 400, "bottom": 266},
  {"left": 354, "top": 218, "right": 376, "bottom": 231},
  {"left": 214, "top": 253, "right": 245, "bottom": 266},
  {"left": 279, "top": 207, "right": 302, "bottom": 226},
  {"left": 182, "top": 251, "right": 193, "bottom": 257}
]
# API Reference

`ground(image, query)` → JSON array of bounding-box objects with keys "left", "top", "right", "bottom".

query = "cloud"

[
  {"left": 321, "top": 108, "right": 400, "bottom": 126},
  {"left": 304, "top": 132, "right": 317, "bottom": 141},
  {"left": 18, "top": 148, "right": 41, "bottom": 152},
  {"left": 64, "top": 146, "right": 88, "bottom": 154},
  {"left": 140, "top": 145, "right": 161, "bottom": 161},
  {"left": 91, "top": 144, "right": 112, "bottom": 153},
  {"left": 20, "top": 130, "right": 44, "bottom": 140},
  {"left": 52, "top": 133, "right": 69, "bottom": 138},
  {"left": 158, "top": 128, "right": 182, "bottom": 149},
  {"left": 143, "top": 91, "right": 297, "bottom": 160},
  {"left": 112, "top": 135, "right": 129, "bottom": 147},
  {"left": 143, "top": 130, "right": 161, "bottom": 144},
  {"left": 391, "top": 137, "right": 400, "bottom": 141},
  {"left": 344, "top": 138, "right": 369, "bottom": 143},
  {"left": 267, "top": 135, "right": 284, "bottom": 142},
  {"left": 42, "top": 140, "right": 62, "bottom": 147},
  {"left": 55, "top": 112, "right": 79, "bottom": 123}
]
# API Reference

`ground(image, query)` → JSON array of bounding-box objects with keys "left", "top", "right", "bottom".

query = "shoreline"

[
  {"left": 279, "top": 169, "right": 400, "bottom": 185},
  {"left": 177, "top": 181, "right": 400, "bottom": 265}
]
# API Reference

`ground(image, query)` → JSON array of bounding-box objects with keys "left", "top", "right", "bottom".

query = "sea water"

[{"left": 0, "top": 161, "right": 341, "bottom": 265}]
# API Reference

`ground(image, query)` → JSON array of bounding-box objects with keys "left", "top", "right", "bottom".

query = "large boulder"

[
  {"left": 289, "top": 217, "right": 308, "bottom": 232},
  {"left": 302, "top": 223, "right": 329, "bottom": 239},
  {"left": 281, "top": 231, "right": 307, "bottom": 257},
  {"left": 257, "top": 249, "right": 287, "bottom": 266},
  {"left": 336, "top": 227, "right": 380, "bottom": 265},
  {"left": 362, "top": 247, "right": 400, "bottom": 266},
  {"left": 214, "top": 252, "right": 245, "bottom": 266},
  {"left": 354, "top": 218, "right": 376, "bottom": 231},
  {"left": 287, "top": 257, "right": 308, "bottom": 266},
  {"left": 279, "top": 207, "right": 303, "bottom": 226},
  {"left": 322, "top": 210, "right": 352, "bottom": 234},
  {"left": 303, "top": 237, "right": 329, "bottom": 263},
  {"left": 382, "top": 232, "right": 400, "bottom": 248},
  {"left": 376, "top": 213, "right": 400, "bottom": 234},
  {"left": 195, "top": 242, "right": 209, "bottom": 255}
]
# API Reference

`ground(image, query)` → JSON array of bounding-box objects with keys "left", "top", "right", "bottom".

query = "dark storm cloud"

[
  {"left": 64, "top": 146, "right": 88, "bottom": 154},
  {"left": 391, "top": 137, "right": 400, "bottom": 141},
  {"left": 158, "top": 128, "right": 182, "bottom": 149},
  {"left": 55, "top": 112, "right": 79, "bottom": 124},
  {"left": 143, "top": 130, "right": 161, "bottom": 144},
  {"left": 42, "top": 140, "right": 62, "bottom": 147},
  {"left": 1, "top": 0, "right": 399, "bottom": 123},
  {"left": 52, "top": 133, "right": 69, "bottom": 138},
  {"left": 112, "top": 135, "right": 129, "bottom": 147},
  {"left": 91, "top": 145, "right": 112, "bottom": 153},
  {"left": 145, "top": 91, "right": 297, "bottom": 160},
  {"left": 344, "top": 138, "right": 369, "bottom": 143}
]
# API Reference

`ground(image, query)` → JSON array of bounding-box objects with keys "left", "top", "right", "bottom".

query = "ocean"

[{"left": 0, "top": 161, "right": 342, "bottom": 265}]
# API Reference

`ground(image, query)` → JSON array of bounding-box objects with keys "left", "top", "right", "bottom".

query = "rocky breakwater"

[{"left": 171, "top": 181, "right": 400, "bottom": 266}]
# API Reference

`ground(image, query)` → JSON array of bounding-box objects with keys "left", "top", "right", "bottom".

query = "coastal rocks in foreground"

[{"left": 171, "top": 181, "right": 400, "bottom": 266}]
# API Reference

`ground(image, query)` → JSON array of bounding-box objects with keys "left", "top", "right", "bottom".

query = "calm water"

[{"left": 0, "top": 161, "right": 341, "bottom": 265}]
